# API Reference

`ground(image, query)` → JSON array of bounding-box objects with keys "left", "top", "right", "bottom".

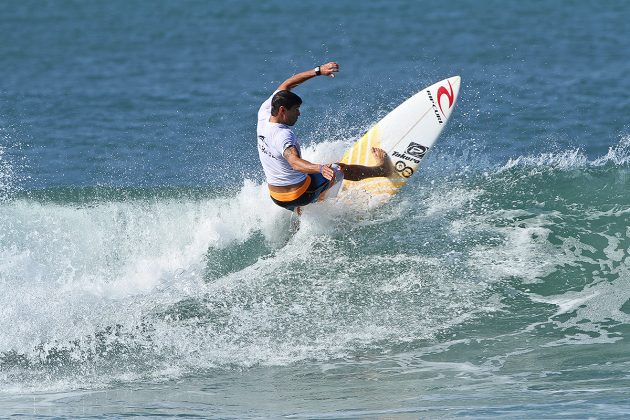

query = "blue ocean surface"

[{"left": 1, "top": 0, "right": 630, "bottom": 418}]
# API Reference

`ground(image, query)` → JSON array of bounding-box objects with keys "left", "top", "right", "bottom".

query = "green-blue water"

[{"left": 1, "top": 1, "right": 629, "bottom": 417}]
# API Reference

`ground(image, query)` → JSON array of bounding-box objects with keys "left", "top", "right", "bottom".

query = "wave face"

[{"left": 1, "top": 138, "right": 629, "bottom": 416}]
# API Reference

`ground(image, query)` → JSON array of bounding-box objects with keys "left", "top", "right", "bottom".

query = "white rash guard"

[{"left": 256, "top": 92, "right": 308, "bottom": 186}]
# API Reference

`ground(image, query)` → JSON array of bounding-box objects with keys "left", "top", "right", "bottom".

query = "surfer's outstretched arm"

[{"left": 277, "top": 62, "right": 339, "bottom": 91}]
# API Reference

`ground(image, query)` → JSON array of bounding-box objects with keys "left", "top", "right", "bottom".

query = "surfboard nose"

[{"left": 448, "top": 76, "right": 461, "bottom": 103}]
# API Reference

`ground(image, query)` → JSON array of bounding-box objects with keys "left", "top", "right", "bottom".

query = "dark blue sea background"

[{"left": 1, "top": 1, "right": 629, "bottom": 417}]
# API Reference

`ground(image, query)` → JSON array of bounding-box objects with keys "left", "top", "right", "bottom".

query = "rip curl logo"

[
  {"left": 437, "top": 80, "right": 455, "bottom": 115},
  {"left": 405, "top": 142, "right": 427, "bottom": 159}
]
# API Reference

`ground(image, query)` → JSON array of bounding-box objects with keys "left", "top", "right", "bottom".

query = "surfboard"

[{"left": 332, "top": 76, "right": 461, "bottom": 205}]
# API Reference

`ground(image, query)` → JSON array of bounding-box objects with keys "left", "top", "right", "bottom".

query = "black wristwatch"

[{"left": 314, "top": 66, "right": 321, "bottom": 76}]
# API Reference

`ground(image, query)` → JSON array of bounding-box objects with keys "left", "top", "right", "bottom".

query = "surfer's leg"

[
  {"left": 290, "top": 209, "right": 301, "bottom": 233},
  {"left": 338, "top": 147, "right": 394, "bottom": 181}
]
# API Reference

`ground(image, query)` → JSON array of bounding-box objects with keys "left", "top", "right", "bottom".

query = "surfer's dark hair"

[{"left": 271, "top": 90, "right": 302, "bottom": 116}]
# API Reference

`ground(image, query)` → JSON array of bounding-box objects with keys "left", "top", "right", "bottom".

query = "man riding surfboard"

[{"left": 257, "top": 62, "right": 392, "bottom": 213}]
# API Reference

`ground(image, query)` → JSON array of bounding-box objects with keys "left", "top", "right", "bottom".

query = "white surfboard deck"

[{"left": 328, "top": 76, "right": 461, "bottom": 206}]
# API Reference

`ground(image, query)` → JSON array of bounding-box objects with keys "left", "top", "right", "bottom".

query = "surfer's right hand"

[{"left": 321, "top": 164, "right": 335, "bottom": 180}]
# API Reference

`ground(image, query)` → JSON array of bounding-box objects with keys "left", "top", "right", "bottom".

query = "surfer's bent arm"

[
  {"left": 283, "top": 147, "right": 335, "bottom": 180},
  {"left": 277, "top": 62, "right": 340, "bottom": 91}
]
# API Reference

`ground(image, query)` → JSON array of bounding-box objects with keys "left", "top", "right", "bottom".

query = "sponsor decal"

[
  {"left": 392, "top": 143, "right": 429, "bottom": 165},
  {"left": 392, "top": 151, "right": 420, "bottom": 164},
  {"left": 405, "top": 142, "right": 427, "bottom": 159},
  {"left": 392, "top": 143, "right": 428, "bottom": 178},
  {"left": 426, "top": 80, "right": 455, "bottom": 124},
  {"left": 395, "top": 160, "right": 414, "bottom": 178},
  {"left": 426, "top": 90, "right": 443, "bottom": 124}
]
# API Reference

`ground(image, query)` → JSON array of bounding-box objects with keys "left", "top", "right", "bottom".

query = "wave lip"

[
  {"left": 500, "top": 135, "right": 630, "bottom": 172},
  {"left": 593, "top": 135, "right": 630, "bottom": 166}
]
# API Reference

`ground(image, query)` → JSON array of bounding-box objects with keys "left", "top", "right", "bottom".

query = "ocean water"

[{"left": 1, "top": 0, "right": 630, "bottom": 418}]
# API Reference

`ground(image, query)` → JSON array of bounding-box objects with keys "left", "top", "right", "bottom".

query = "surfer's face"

[{"left": 283, "top": 105, "right": 300, "bottom": 126}]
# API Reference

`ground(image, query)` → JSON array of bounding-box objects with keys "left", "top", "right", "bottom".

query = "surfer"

[{"left": 257, "top": 62, "right": 392, "bottom": 212}]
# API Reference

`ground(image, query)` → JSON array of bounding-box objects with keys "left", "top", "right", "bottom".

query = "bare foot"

[{"left": 371, "top": 147, "right": 394, "bottom": 177}]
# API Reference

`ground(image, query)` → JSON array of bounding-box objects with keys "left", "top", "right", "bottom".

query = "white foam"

[
  {"left": 462, "top": 210, "right": 562, "bottom": 284},
  {"left": 0, "top": 180, "right": 294, "bottom": 360},
  {"left": 300, "top": 138, "right": 350, "bottom": 166},
  {"left": 3, "top": 166, "right": 429, "bottom": 393},
  {"left": 424, "top": 186, "right": 484, "bottom": 216},
  {"left": 527, "top": 263, "right": 630, "bottom": 346}
]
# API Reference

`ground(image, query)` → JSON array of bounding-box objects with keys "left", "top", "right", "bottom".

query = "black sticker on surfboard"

[{"left": 405, "top": 142, "right": 428, "bottom": 159}]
